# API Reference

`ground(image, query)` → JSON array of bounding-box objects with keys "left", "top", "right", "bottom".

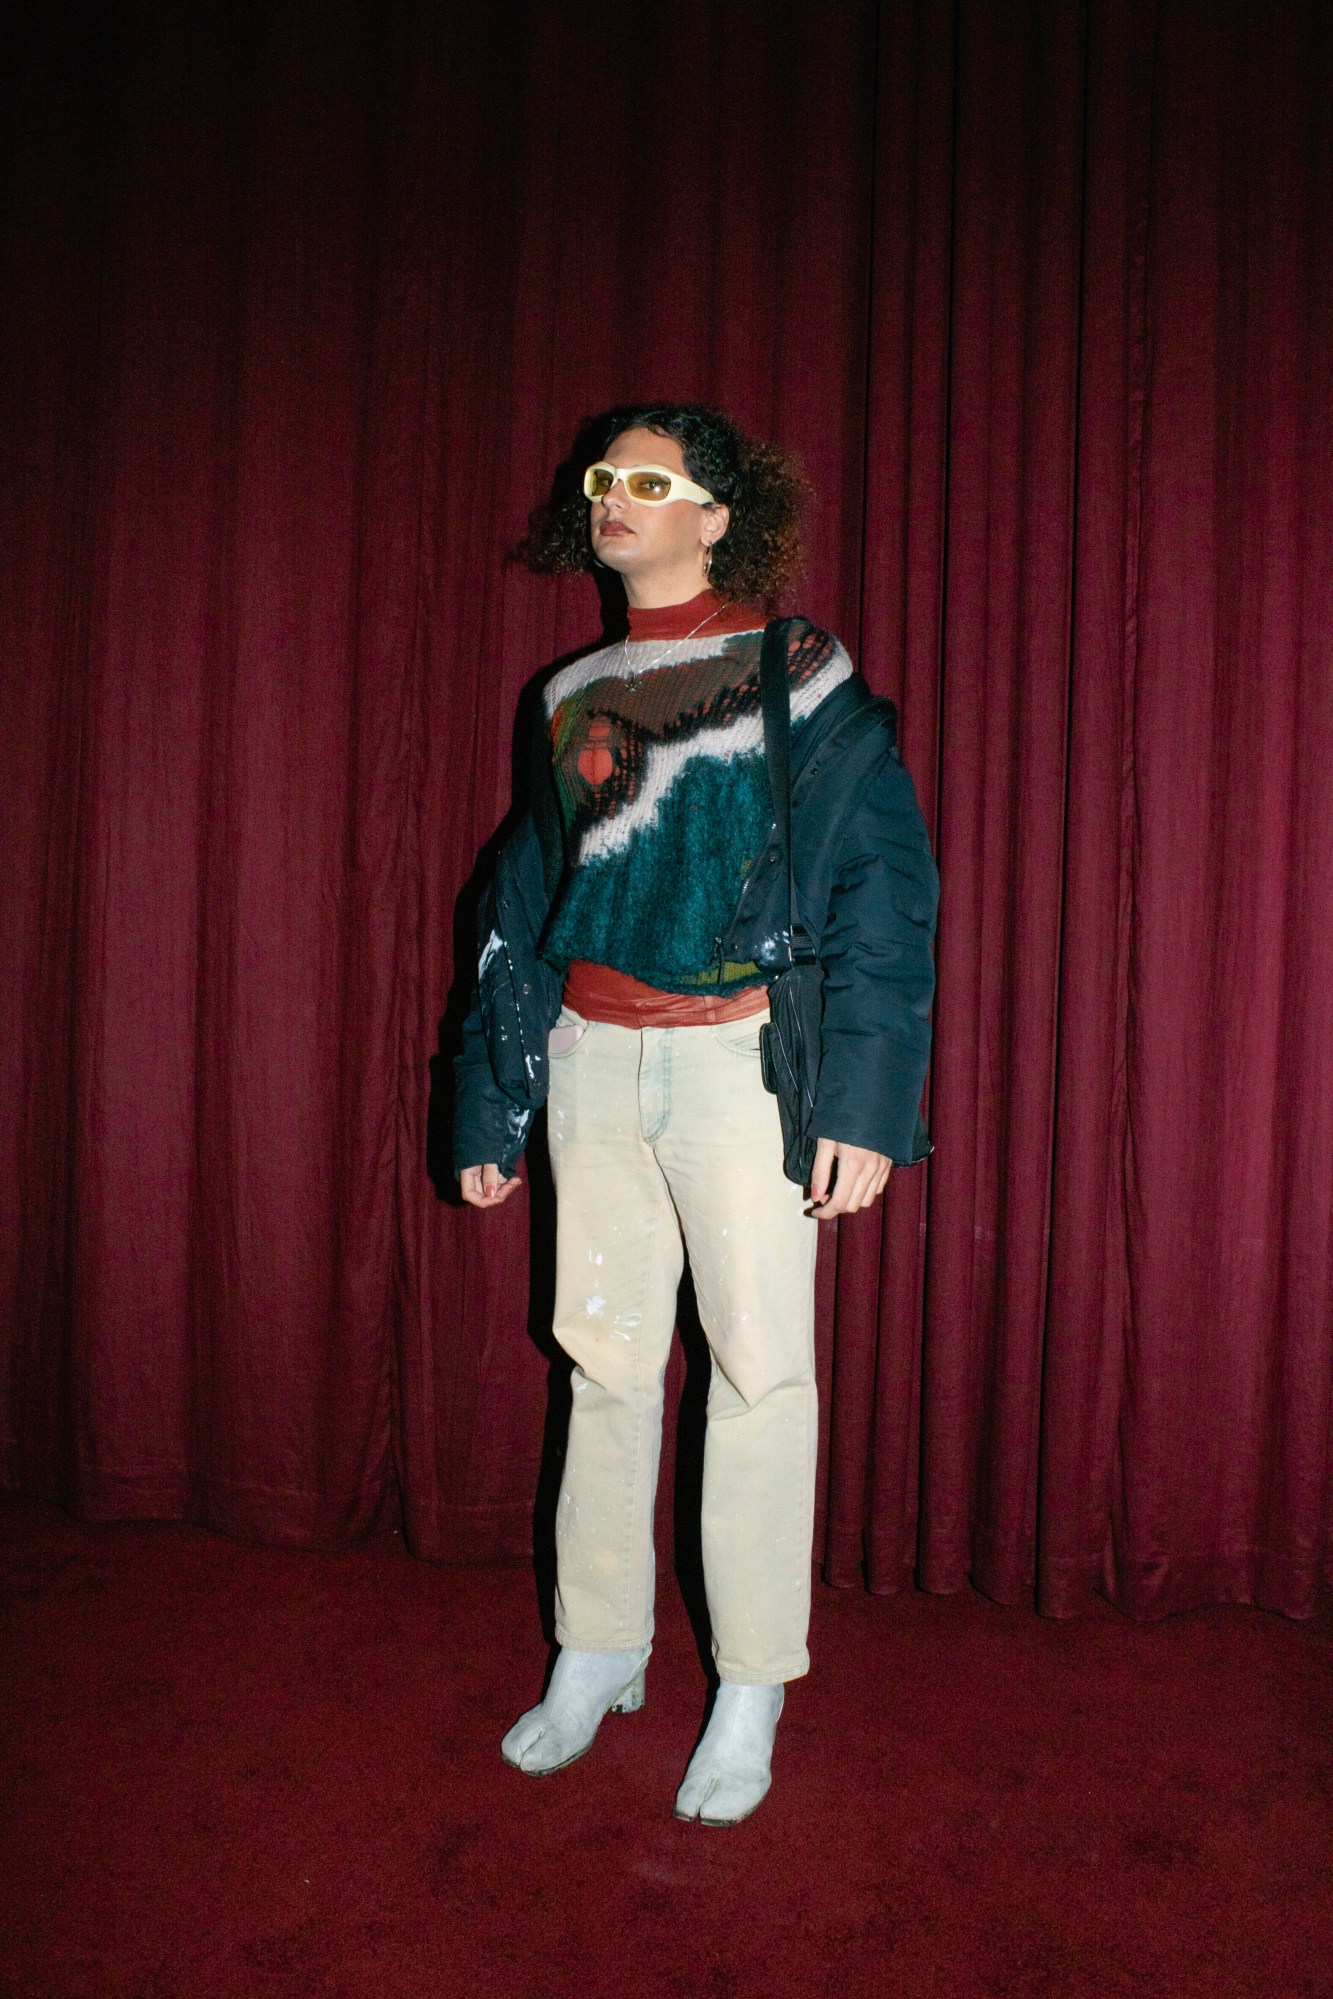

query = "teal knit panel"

[{"left": 543, "top": 752, "right": 771, "bottom": 993}]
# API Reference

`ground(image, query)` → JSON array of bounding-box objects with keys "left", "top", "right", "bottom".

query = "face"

[{"left": 587, "top": 426, "right": 729, "bottom": 588}]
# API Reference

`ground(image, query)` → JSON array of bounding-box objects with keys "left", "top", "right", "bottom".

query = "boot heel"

[{"left": 610, "top": 1666, "right": 646, "bottom": 1714}]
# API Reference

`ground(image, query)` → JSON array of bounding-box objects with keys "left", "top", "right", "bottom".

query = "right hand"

[{"left": 460, "top": 1163, "right": 524, "bottom": 1209}]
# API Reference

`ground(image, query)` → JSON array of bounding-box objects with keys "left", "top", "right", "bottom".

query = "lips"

[{"left": 596, "top": 521, "right": 632, "bottom": 537}]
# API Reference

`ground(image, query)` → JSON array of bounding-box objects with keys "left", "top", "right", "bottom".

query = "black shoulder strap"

[{"left": 759, "top": 618, "right": 816, "bottom": 966}]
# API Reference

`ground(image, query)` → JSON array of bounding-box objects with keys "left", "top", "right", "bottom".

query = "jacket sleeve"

[
  {"left": 811, "top": 745, "right": 939, "bottom": 1164},
  {"left": 452, "top": 812, "right": 560, "bottom": 1181}
]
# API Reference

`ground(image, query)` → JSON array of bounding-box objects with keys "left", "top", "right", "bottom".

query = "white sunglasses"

[{"left": 583, "top": 461, "right": 716, "bottom": 506}]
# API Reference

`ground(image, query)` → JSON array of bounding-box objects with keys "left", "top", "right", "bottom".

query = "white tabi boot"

[
  {"left": 500, "top": 1645, "right": 650, "bottom": 1775},
  {"left": 674, "top": 1682, "right": 784, "bottom": 1826}
]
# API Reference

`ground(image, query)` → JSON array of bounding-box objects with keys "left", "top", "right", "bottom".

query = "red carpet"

[{"left": 2, "top": 1496, "right": 1330, "bottom": 1998}]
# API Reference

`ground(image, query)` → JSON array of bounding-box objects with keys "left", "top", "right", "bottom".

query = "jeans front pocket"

[
  {"left": 710, "top": 1008, "right": 769, "bottom": 1058},
  {"left": 549, "top": 1005, "right": 591, "bottom": 1059}
]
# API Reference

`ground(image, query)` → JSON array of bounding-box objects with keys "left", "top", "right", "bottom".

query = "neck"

[{"left": 621, "top": 563, "right": 712, "bottom": 609}]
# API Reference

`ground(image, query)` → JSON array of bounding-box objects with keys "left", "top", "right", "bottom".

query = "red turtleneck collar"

[{"left": 625, "top": 589, "right": 764, "bottom": 643}]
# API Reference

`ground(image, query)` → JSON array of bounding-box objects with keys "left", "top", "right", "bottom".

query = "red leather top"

[{"left": 562, "top": 960, "right": 768, "bottom": 1028}]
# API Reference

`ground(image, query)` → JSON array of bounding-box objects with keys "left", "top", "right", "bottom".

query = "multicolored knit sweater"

[{"left": 542, "top": 590, "right": 853, "bottom": 994}]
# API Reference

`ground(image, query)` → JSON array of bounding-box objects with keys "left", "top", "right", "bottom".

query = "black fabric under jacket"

[{"left": 452, "top": 663, "right": 940, "bottom": 1181}]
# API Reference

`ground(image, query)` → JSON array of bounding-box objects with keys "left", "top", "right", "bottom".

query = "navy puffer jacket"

[{"left": 452, "top": 669, "right": 939, "bottom": 1179}]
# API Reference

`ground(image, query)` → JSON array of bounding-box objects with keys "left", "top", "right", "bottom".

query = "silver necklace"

[{"left": 621, "top": 601, "right": 723, "bottom": 676}]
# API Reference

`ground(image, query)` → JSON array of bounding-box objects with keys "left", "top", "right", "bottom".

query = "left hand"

[{"left": 807, "top": 1139, "right": 892, "bottom": 1219}]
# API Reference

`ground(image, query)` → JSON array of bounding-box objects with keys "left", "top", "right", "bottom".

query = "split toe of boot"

[
  {"left": 674, "top": 1681, "right": 784, "bottom": 1826},
  {"left": 500, "top": 1646, "right": 649, "bottom": 1776}
]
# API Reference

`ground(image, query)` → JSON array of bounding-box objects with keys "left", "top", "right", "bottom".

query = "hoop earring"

[{"left": 702, "top": 544, "right": 714, "bottom": 580}]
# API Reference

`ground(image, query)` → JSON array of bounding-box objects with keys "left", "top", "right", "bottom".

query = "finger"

[
  {"left": 853, "top": 1168, "right": 890, "bottom": 1212},
  {"left": 853, "top": 1160, "right": 890, "bottom": 1212},
  {"left": 809, "top": 1137, "right": 837, "bottom": 1205},
  {"left": 815, "top": 1171, "right": 858, "bottom": 1219},
  {"left": 810, "top": 1143, "right": 862, "bottom": 1218},
  {"left": 463, "top": 1167, "right": 523, "bottom": 1210}
]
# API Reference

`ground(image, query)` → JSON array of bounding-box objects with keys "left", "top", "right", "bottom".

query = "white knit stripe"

[
  {"left": 789, "top": 646, "right": 853, "bottom": 721},
  {"left": 544, "top": 627, "right": 763, "bottom": 715},
  {"left": 572, "top": 645, "right": 853, "bottom": 863}
]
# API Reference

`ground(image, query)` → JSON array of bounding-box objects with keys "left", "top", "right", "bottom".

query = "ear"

[{"left": 700, "top": 503, "right": 730, "bottom": 547}]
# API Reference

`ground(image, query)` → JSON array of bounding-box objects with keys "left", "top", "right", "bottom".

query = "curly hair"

[{"left": 520, "top": 402, "right": 807, "bottom": 609}]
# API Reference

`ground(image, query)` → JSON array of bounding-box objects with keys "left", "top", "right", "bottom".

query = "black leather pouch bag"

[{"left": 760, "top": 956, "right": 822, "bottom": 1186}]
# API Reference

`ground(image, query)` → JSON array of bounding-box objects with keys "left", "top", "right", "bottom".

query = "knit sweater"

[{"left": 542, "top": 591, "right": 852, "bottom": 994}]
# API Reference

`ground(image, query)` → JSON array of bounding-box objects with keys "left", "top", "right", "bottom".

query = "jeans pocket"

[
  {"left": 549, "top": 1006, "right": 590, "bottom": 1058},
  {"left": 710, "top": 1010, "right": 769, "bottom": 1057}
]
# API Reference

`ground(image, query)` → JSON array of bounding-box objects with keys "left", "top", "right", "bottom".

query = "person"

[{"left": 454, "top": 403, "right": 938, "bottom": 1825}]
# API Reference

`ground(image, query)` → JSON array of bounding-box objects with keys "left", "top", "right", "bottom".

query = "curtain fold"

[{"left": 2, "top": 0, "right": 1329, "bottom": 1615}]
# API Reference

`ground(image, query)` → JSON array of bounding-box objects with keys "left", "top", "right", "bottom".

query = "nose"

[{"left": 598, "top": 471, "right": 630, "bottom": 512}]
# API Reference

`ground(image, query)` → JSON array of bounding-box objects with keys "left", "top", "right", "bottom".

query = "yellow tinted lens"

[
  {"left": 584, "top": 464, "right": 616, "bottom": 497},
  {"left": 624, "top": 469, "right": 674, "bottom": 502}
]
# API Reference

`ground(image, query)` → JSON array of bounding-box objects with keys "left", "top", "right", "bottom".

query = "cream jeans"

[{"left": 546, "top": 1004, "right": 819, "bottom": 1684}]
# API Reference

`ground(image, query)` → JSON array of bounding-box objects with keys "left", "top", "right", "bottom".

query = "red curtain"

[{"left": 2, "top": 0, "right": 1329, "bottom": 1617}]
